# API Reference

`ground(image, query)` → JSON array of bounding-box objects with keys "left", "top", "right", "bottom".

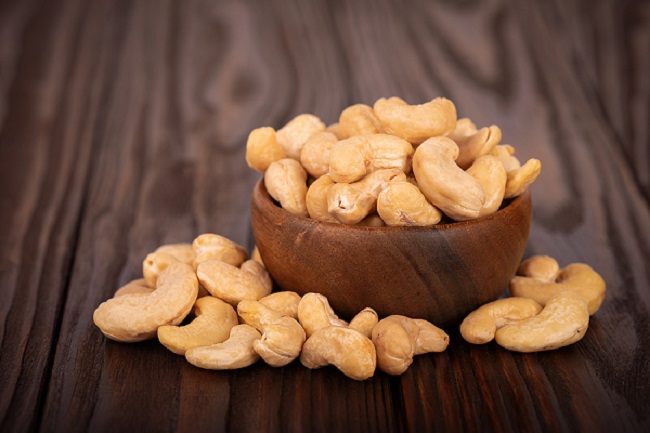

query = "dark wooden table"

[{"left": 1, "top": 0, "right": 649, "bottom": 432}]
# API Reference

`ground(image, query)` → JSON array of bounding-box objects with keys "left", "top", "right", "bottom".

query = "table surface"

[{"left": 1, "top": 0, "right": 649, "bottom": 432}]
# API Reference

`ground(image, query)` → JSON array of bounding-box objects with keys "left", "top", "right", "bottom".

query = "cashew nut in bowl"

[
  {"left": 325, "top": 122, "right": 348, "bottom": 140},
  {"left": 276, "top": 114, "right": 326, "bottom": 160},
  {"left": 466, "top": 154, "right": 507, "bottom": 217},
  {"left": 504, "top": 158, "right": 542, "bottom": 198},
  {"left": 197, "top": 259, "right": 272, "bottom": 306},
  {"left": 245, "top": 127, "right": 286, "bottom": 173},
  {"left": 328, "top": 134, "right": 414, "bottom": 183},
  {"left": 192, "top": 233, "right": 248, "bottom": 269},
  {"left": 338, "top": 104, "right": 383, "bottom": 137},
  {"left": 460, "top": 298, "right": 543, "bottom": 344},
  {"left": 448, "top": 118, "right": 502, "bottom": 169},
  {"left": 509, "top": 257, "right": 606, "bottom": 315},
  {"left": 300, "top": 326, "right": 377, "bottom": 381},
  {"left": 297, "top": 293, "right": 348, "bottom": 337},
  {"left": 357, "top": 213, "right": 386, "bottom": 227},
  {"left": 251, "top": 245, "right": 264, "bottom": 266},
  {"left": 373, "top": 96, "right": 457, "bottom": 144},
  {"left": 264, "top": 158, "right": 309, "bottom": 217},
  {"left": 490, "top": 144, "right": 520, "bottom": 172},
  {"left": 185, "top": 324, "right": 262, "bottom": 370},
  {"left": 93, "top": 261, "right": 198, "bottom": 342},
  {"left": 372, "top": 315, "right": 449, "bottom": 375},
  {"left": 348, "top": 307, "right": 379, "bottom": 338},
  {"left": 376, "top": 181, "right": 442, "bottom": 226},
  {"left": 114, "top": 278, "right": 154, "bottom": 297},
  {"left": 412, "top": 137, "right": 485, "bottom": 221},
  {"left": 300, "top": 132, "right": 338, "bottom": 179},
  {"left": 158, "top": 296, "right": 238, "bottom": 355},
  {"left": 306, "top": 174, "right": 339, "bottom": 223},
  {"left": 495, "top": 291, "right": 589, "bottom": 352},
  {"left": 327, "top": 169, "right": 406, "bottom": 224}
]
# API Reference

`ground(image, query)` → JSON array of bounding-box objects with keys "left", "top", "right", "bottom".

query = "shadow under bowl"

[{"left": 250, "top": 180, "right": 532, "bottom": 328}]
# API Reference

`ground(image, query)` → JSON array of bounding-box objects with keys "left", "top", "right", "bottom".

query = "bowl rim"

[{"left": 252, "top": 179, "right": 532, "bottom": 232}]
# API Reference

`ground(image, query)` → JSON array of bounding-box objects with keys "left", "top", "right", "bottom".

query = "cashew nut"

[
  {"left": 305, "top": 174, "right": 339, "bottom": 223},
  {"left": 373, "top": 97, "right": 457, "bottom": 144},
  {"left": 154, "top": 243, "right": 195, "bottom": 265},
  {"left": 517, "top": 255, "right": 560, "bottom": 282},
  {"left": 328, "top": 134, "right": 414, "bottom": 183},
  {"left": 297, "top": 293, "right": 348, "bottom": 337},
  {"left": 237, "top": 299, "right": 285, "bottom": 330},
  {"left": 490, "top": 144, "right": 520, "bottom": 172},
  {"left": 372, "top": 315, "right": 449, "bottom": 375},
  {"left": 258, "top": 291, "right": 301, "bottom": 319},
  {"left": 504, "top": 158, "right": 542, "bottom": 198},
  {"left": 264, "top": 158, "right": 309, "bottom": 217},
  {"left": 300, "top": 326, "right": 377, "bottom": 380},
  {"left": 357, "top": 213, "right": 386, "bottom": 227},
  {"left": 158, "top": 296, "right": 238, "bottom": 355},
  {"left": 466, "top": 154, "right": 507, "bottom": 217},
  {"left": 93, "top": 261, "right": 198, "bottom": 342},
  {"left": 348, "top": 307, "right": 379, "bottom": 338},
  {"left": 325, "top": 122, "right": 348, "bottom": 140},
  {"left": 185, "top": 324, "right": 261, "bottom": 370},
  {"left": 459, "top": 298, "right": 543, "bottom": 344},
  {"left": 197, "top": 259, "right": 272, "bottom": 306},
  {"left": 327, "top": 169, "right": 406, "bottom": 224},
  {"left": 412, "top": 137, "right": 485, "bottom": 221},
  {"left": 300, "top": 131, "right": 338, "bottom": 179},
  {"left": 142, "top": 251, "right": 181, "bottom": 290},
  {"left": 276, "top": 114, "right": 326, "bottom": 160},
  {"left": 192, "top": 233, "right": 248, "bottom": 270},
  {"left": 114, "top": 278, "right": 154, "bottom": 297},
  {"left": 245, "top": 127, "right": 286, "bottom": 173},
  {"left": 251, "top": 245, "right": 264, "bottom": 266},
  {"left": 495, "top": 291, "right": 589, "bottom": 352},
  {"left": 448, "top": 118, "right": 502, "bottom": 169},
  {"left": 510, "top": 257, "right": 606, "bottom": 315},
  {"left": 338, "top": 104, "right": 382, "bottom": 137},
  {"left": 376, "top": 181, "right": 442, "bottom": 226}
]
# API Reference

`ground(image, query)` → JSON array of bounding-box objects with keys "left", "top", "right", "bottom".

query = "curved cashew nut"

[
  {"left": 495, "top": 291, "right": 589, "bottom": 352},
  {"left": 185, "top": 324, "right": 261, "bottom": 370},
  {"left": 413, "top": 137, "right": 485, "bottom": 221},
  {"left": 466, "top": 154, "right": 507, "bottom": 217},
  {"left": 372, "top": 315, "right": 449, "bottom": 375},
  {"left": 258, "top": 291, "right": 301, "bottom": 319},
  {"left": 264, "top": 158, "right": 309, "bottom": 217},
  {"left": 158, "top": 296, "right": 238, "bottom": 355},
  {"left": 245, "top": 127, "right": 286, "bottom": 173},
  {"left": 373, "top": 97, "right": 457, "bottom": 144},
  {"left": 154, "top": 243, "right": 195, "bottom": 265},
  {"left": 448, "top": 118, "right": 502, "bottom": 169},
  {"left": 504, "top": 158, "right": 541, "bottom": 198},
  {"left": 297, "top": 293, "right": 348, "bottom": 337},
  {"left": 327, "top": 169, "right": 406, "bottom": 224},
  {"left": 114, "top": 278, "right": 155, "bottom": 297},
  {"left": 510, "top": 258, "right": 606, "bottom": 315},
  {"left": 377, "top": 181, "right": 442, "bottom": 226},
  {"left": 143, "top": 251, "right": 179, "bottom": 288},
  {"left": 276, "top": 114, "right": 326, "bottom": 160},
  {"left": 517, "top": 255, "right": 560, "bottom": 282},
  {"left": 300, "top": 326, "right": 377, "bottom": 381},
  {"left": 348, "top": 307, "right": 379, "bottom": 338},
  {"left": 328, "top": 134, "right": 414, "bottom": 183},
  {"left": 300, "top": 132, "right": 338, "bottom": 179},
  {"left": 93, "top": 261, "right": 198, "bottom": 342},
  {"left": 197, "top": 259, "right": 272, "bottom": 306},
  {"left": 306, "top": 174, "right": 339, "bottom": 223},
  {"left": 338, "top": 104, "right": 382, "bottom": 137},
  {"left": 490, "top": 144, "right": 520, "bottom": 172},
  {"left": 325, "top": 122, "right": 348, "bottom": 140},
  {"left": 192, "top": 233, "right": 248, "bottom": 270},
  {"left": 460, "top": 298, "right": 543, "bottom": 344}
]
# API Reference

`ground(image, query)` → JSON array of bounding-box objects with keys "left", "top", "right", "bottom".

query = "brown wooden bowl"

[{"left": 250, "top": 180, "right": 532, "bottom": 328}]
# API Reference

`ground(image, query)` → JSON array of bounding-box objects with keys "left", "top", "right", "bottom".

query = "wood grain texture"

[{"left": 0, "top": 0, "right": 648, "bottom": 432}]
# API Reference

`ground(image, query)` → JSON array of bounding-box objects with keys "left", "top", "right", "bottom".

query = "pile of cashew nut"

[
  {"left": 460, "top": 255, "right": 606, "bottom": 352},
  {"left": 246, "top": 97, "right": 542, "bottom": 224},
  {"left": 93, "top": 234, "right": 450, "bottom": 380}
]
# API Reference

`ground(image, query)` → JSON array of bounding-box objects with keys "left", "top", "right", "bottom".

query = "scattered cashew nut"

[
  {"left": 495, "top": 291, "right": 589, "bottom": 352},
  {"left": 93, "top": 261, "right": 198, "bottom": 342},
  {"left": 192, "top": 233, "right": 248, "bottom": 270},
  {"left": 460, "top": 297, "right": 543, "bottom": 344},
  {"left": 372, "top": 315, "right": 449, "bottom": 375},
  {"left": 377, "top": 181, "right": 442, "bottom": 226},
  {"left": 258, "top": 291, "right": 301, "bottom": 319},
  {"left": 158, "top": 296, "right": 238, "bottom": 355},
  {"left": 298, "top": 293, "right": 348, "bottom": 337},
  {"left": 413, "top": 137, "right": 485, "bottom": 221},
  {"left": 348, "top": 307, "right": 379, "bottom": 338},
  {"left": 114, "top": 278, "right": 155, "bottom": 297},
  {"left": 510, "top": 256, "right": 606, "bottom": 315},
  {"left": 185, "top": 324, "right": 261, "bottom": 370},
  {"left": 300, "top": 326, "right": 377, "bottom": 380},
  {"left": 264, "top": 158, "right": 309, "bottom": 217},
  {"left": 197, "top": 259, "right": 272, "bottom": 306}
]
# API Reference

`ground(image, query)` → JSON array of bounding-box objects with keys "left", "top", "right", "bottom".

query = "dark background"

[{"left": 1, "top": 0, "right": 649, "bottom": 432}]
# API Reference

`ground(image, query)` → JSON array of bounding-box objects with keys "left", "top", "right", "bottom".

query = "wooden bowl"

[{"left": 250, "top": 180, "right": 532, "bottom": 328}]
